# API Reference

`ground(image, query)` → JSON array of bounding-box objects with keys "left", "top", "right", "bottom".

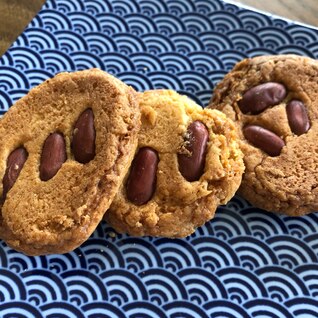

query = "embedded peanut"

[
  {"left": 286, "top": 100, "right": 310, "bottom": 136},
  {"left": 178, "top": 121, "right": 209, "bottom": 182},
  {"left": 2, "top": 147, "right": 28, "bottom": 199},
  {"left": 239, "top": 82, "right": 287, "bottom": 114},
  {"left": 126, "top": 147, "right": 159, "bottom": 205},
  {"left": 72, "top": 108, "right": 96, "bottom": 164},
  {"left": 40, "top": 133, "right": 67, "bottom": 181},
  {"left": 243, "top": 125, "right": 285, "bottom": 157}
]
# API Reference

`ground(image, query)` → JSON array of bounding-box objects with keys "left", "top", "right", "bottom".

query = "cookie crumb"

[{"left": 108, "top": 231, "right": 116, "bottom": 238}]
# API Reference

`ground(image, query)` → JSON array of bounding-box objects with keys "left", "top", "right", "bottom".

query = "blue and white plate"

[{"left": 1, "top": 1, "right": 318, "bottom": 317}]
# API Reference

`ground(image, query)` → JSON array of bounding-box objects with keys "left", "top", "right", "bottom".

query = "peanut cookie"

[
  {"left": 0, "top": 69, "right": 140, "bottom": 255},
  {"left": 209, "top": 55, "right": 318, "bottom": 216},
  {"left": 105, "top": 90, "right": 244, "bottom": 237}
]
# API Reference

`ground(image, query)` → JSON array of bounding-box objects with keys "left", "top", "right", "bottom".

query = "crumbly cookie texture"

[
  {"left": 0, "top": 69, "right": 140, "bottom": 255},
  {"left": 209, "top": 55, "right": 318, "bottom": 216},
  {"left": 105, "top": 90, "right": 244, "bottom": 237}
]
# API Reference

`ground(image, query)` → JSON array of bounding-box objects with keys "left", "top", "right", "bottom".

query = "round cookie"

[
  {"left": 209, "top": 55, "right": 318, "bottom": 216},
  {"left": 0, "top": 69, "right": 140, "bottom": 255},
  {"left": 105, "top": 90, "right": 244, "bottom": 237}
]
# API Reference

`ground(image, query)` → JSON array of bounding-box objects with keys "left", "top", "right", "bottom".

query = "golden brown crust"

[
  {"left": 0, "top": 69, "right": 140, "bottom": 255},
  {"left": 105, "top": 90, "right": 244, "bottom": 237},
  {"left": 209, "top": 54, "right": 318, "bottom": 215}
]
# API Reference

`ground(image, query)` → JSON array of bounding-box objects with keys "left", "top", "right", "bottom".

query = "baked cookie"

[
  {"left": 209, "top": 55, "right": 318, "bottom": 216},
  {"left": 0, "top": 69, "right": 140, "bottom": 255},
  {"left": 105, "top": 90, "right": 244, "bottom": 237}
]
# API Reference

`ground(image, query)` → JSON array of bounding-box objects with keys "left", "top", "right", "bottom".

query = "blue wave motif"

[
  {"left": 6, "top": 47, "right": 45, "bottom": 71},
  {"left": 227, "top": 29, "right": 263, "bottom": 51},
  {"left": 0, "top": 269, "right": 27, "bottom": 301},
  {"left": 25, "top": 69, "right": 53, "bottom": 87},
  {"left": 55, "top": 30, "right": 88, "bottom": 53},
  {"left": 256, "top": 266, "right": 310, "bottom": 301},
  {"left": 101, "top": 269, "right": 148, "bottom": 305},
  {"left": 307, "top": 42, "right": 318, "bottom": 58},
  {"left": 295, "top": 264, "right": 318, "bottom": 298},
  {"left": 267, "top": 235, "right": 318, "bottom": 268},
  {"left": 0, "top": 90, "right": 13, "bottom": 111},
  {"left": 40, "top": 302, "right": 85, "bottom": 318},
  {"left": 166, "top": 0, "right": 196, "bottom": 16},
  {"left": 1, "top": 0, "right": 318, "bottom": 316},
  {"left": 131, "top": 53, "right": 164, "bottom": 73},
  {"left": 203, "top": 300, "right": 249, "bottom": 318},
  {"left": 82, "top": 302, "right": 126, "bottom": 318},
  {"left": 112, "top": 0, "right": 141, "bottom": 16},
  {"left": 171, "top": 32, "right": 204, "bottom": 53},
  {"left": 178, "top": 268, "right": 227, "bottom": 302},
  {"left": 216, "top": 267, "right": 268, "bottom": 303},
  {"left": 85, "top": 0, "right": 112, "bottom": 16},
  {"left": 117, "top": 71, "right": 154, "bottom": 91},
  {"left": 21, "top": 270, "right": 68, "bottom": 305},
  {"left": 159, "top": 52, "right": 192, "bottom": 73},
  {"left": 46, "top": 249, "right": 87, "bottom": 273},
  {"left": 7, "top": 251, "right": 48, "bottom": 273},
  {"left": 164, "top": 301, "right": 210, "bottom": 318},
  {"left": 244, "top": 299, "right": 294, "bottom": 318},
  {"left": 209, "top": 11, "right": 243, "bottom": 32},
  {"left": 70, "top": 51, "right": 105, "bottom": 70},
  {"left": 191, "top": 237, "right": 240, "bottom": 271},
  {"left": 181, "top": 13, "right": 214, "bottom": 34},
  {"left": 118, "top": 238, "right": 163, "bottom": 272},
  {"left": 101, "top": 52, "right": 136, "bottom": 73},
  {"left": 68, "top": 12, "right": 101, "bottom": 34},
  {"left": 141, "top": 33, "right": 176, "bottom": 54},
  {"left": 178, "top": 71, "right": 212, "bottom": 93},
  {"left": 304, "top": 233, "right": 318, "bottom": 255},
  {"left": 96, "top": 13, "right": 129, "bottom": 35},
  {"left": 125, "top": 13, "right": 158, "bottom": 35},
  {"left": 81, "top": 238, "right": 125, "bottom": 272},
  {"left": 123, "top": 301, "right": 167, "bottom": 318},
  {"left": 284, "top": 214, "right": 318, "bottom": 237},
  {"left": 85, "top": 32, "right": 118, "bottom": 54},
  {"left": 153, "top": 14, "right": 186, "bottom": 35},
  {"left": 139, "top": 0, "right": 169, "bottom": 16},
  {"left": 229, "top": 236, "right": 279, "bottom": 269},
  {"left": 24, "top": 28, "right": 59, "bottom": 51},
  {"left": 0, "top": 302, "right": 42, "bottom": 318},
  {"left": 195, "top": 0, "right": 224, "bottom": 14},
  {"left": 237, "top": 10, "right": 272, "bottom": 31},
  {"left": 12, "top": 33, "right": 30, "bottom": 48},
  {"left": 211, "top": 208, "right": 252, "bottom": 239},
  {"left": 199, "top": 31, "right": 233, "bottom": 53},
  {"left": 140, "top": 269, "right": 188, "bottom": 305},
  {"left": 278, "top": 44, "right": 316, "bottom": 57},
  {"left": 113, "top": 33, "right": 148, "bottom": 55},
  {"left": 147, "top": 71, "right": 184, "bottom": 90},
  {"left": 155, "top": 238, "right": 201, "bottom": 271},
  {"left": 56, "top": 0, "right": 85, "bottom": 13},
  {"left": 39, "top": 9, "right": 72, "bottom": 32},
  {"left": 241, "top": 208, "right": 289, "bottom": 239},
  {"left": 61, "top": 270, "right": 108, "bottom": 305},
  {"left": 0, "top": 66, "right": 30, "bottom": 90},
  {"left": 285, "top": 297, "right": 318, "bottom": 318}
]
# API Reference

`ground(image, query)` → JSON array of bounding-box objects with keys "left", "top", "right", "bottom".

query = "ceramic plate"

[{"left": 1, "top": 0, "right": 318, "bottom": 317}]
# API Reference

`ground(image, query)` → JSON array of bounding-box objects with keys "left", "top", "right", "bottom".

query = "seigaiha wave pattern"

[{"left": 1, "top": 0, "right": 318, "bottom": 317}]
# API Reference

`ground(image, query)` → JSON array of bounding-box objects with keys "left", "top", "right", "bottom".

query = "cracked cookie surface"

[
  {"left": 105, "top": 90, "right": 244, "bottom": 238},
  {"left": 209, "top": 55, "right": 318, "bottom": 216},
  {"left": 0, "top": 69, "right": 140, "bottom": 255}
]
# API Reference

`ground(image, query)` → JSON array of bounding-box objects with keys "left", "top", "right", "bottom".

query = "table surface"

[{"left": 0, "top": 0, "right": 317, "bottom": 56}]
